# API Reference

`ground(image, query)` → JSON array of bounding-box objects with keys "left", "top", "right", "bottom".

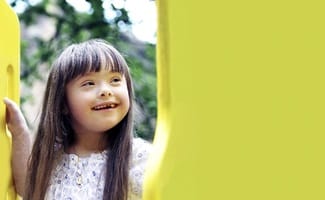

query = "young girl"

[{"left": 4, "top": 39, "right": 151, "bottom": 200}]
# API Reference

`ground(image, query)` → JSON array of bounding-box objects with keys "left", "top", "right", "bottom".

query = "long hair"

[{"left": 24, "top": 39, "right": 134, "bottom": 200}]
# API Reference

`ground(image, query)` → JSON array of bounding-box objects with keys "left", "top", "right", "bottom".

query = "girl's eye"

[
  {"left": 81, "top": 81, "right": 95, "bottom": 87},
  {"left": 111, "top": 77, "right": 121, "bottom": 83}
]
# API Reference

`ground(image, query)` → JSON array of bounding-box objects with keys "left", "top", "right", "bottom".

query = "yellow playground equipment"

[
  {"left": 0, "top": 0, "right": 20, "bottom": 199},
  {"left": 2, "top": 0, "right": 325, "bottom": 199},
  {"left": 143, "top": 0, "right": 325, "bottom": 200}
]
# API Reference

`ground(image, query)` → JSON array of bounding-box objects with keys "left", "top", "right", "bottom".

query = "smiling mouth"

[{"left": 92, "top": 103, "right": 117, "bottom": 110}]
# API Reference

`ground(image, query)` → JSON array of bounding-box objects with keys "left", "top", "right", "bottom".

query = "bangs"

[{"left": 57, "top": 40, "right": 129, "bottom": 82}]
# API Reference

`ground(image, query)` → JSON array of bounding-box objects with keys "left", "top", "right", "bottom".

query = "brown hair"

[{"left": 24, "top": 39, "right": 134, "bottom": 200}]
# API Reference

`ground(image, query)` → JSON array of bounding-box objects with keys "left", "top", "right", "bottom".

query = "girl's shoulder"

[
  {"left": 129, "top": 137, "right": 152, "bottom": 198},
  {"left": 132, "top": 137, "right": 152, "bottom": 151},
  {"left": 131, "top": 137, "right": 152, "bottom": 164}
]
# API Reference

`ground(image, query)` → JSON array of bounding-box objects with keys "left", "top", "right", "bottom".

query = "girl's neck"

[{"left": 69, "top": 132, "right": 108, "bottom": 157}]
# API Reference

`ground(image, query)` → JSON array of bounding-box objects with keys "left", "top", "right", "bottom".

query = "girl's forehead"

[
  {"left": 75, "top": 69, "right": 123, "bottom": 79},
  {"left": 83, "top": 69, "right": 122, "bottom": 76}
]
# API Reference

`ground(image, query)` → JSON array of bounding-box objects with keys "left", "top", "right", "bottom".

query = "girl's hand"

[
  {"left": 3, "top": 97, "right": 29, "bottom": 138},
  {"left": 3, "top": 97, "right": 31, "bottom": 196}
]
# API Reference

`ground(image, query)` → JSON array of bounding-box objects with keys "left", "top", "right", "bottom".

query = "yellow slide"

[
  {"left": 144, "top": 0, "right": 325, "bottom": 199},
  {"left": 0, "top": 0, "right": 20, "bottom": 199}
]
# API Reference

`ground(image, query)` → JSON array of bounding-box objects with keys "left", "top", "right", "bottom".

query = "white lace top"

[{"left": 45, "top": 138, "right": 151, "bottom": 200}]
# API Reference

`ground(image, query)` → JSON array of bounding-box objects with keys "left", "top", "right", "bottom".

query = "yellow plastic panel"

[
  {"left": 0, "top": 0, "right": 20, "bottom": 199},
  {"left": 144, "top": 0, "right": 325, "bottom": 199}
]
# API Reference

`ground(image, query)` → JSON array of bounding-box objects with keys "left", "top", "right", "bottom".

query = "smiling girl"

[{"left": 4, "top": 39, "right": 151, "bottom": 200}]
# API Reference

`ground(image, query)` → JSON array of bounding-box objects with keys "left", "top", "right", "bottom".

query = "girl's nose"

[
  {"left": 100, "top": 84, "right": 112, "bottom": 97},
  {"left": 100, "top": 90, "right": 112, "bottom": 97}
]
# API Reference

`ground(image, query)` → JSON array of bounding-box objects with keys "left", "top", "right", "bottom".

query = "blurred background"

[{"left": 7, "top": 0, "right": 157, "bottom": 141}]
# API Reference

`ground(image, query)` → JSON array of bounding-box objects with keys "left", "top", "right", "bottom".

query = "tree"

[{"left": 9, "top": 0, "right": 156, "bottom": 140}]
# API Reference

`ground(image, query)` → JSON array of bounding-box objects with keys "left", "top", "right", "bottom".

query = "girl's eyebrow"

[
  {"left": 75, "top": 71, "right": 123, "bottom": 81},
  {"left": 73, "top": 73, "right": 94, "bottom": 82},
  {"left": 110, "top": 71, "right": 123, "bottom": 75},
  {"left": 82, "top": 71, "right": 99, "bottom": 77}
]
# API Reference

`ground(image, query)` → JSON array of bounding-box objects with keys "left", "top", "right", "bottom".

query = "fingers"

[
  {"left": 3, "top": 97, "right": 20, "bottom": 123},
  {"left": 3, "top": 97, "right": 19, "bottom": 111},
  {"left": 3, "top": 97, "right": 18, "bottom": 114},
  {"left": 3, "top": 97, "right": 29, "bottom": 137}
]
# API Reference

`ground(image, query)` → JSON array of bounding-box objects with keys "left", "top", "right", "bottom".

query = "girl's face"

[{"left": 65, "top": 68, "right": 130, "bottom": 136}]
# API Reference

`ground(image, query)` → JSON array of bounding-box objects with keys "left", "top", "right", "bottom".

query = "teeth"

[
  {"left": 109, "top": 104, "right": 116, "bottom": 108},
  {"left": 93, "top": 103, "right": 116, "bottom": 110}
]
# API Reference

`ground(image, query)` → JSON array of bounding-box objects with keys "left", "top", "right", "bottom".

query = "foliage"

[{"left": 9, "top": 0, "right": 156, "bottom": 141}]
